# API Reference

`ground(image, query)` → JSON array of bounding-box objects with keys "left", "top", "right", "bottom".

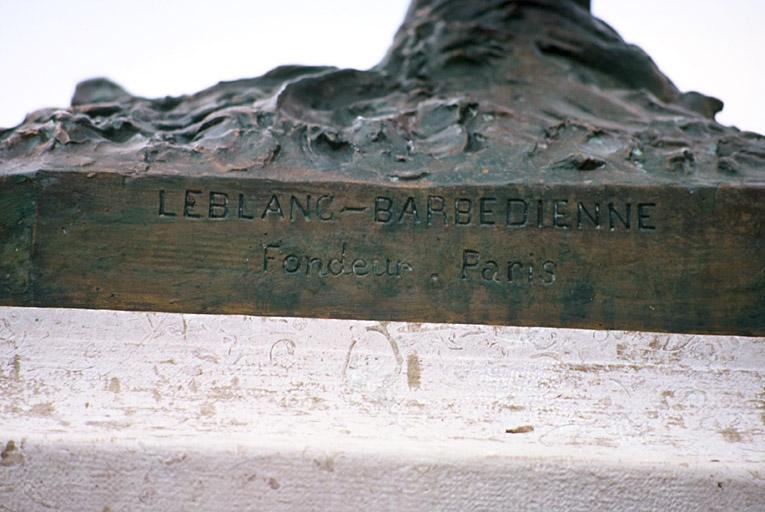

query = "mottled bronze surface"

[{"left": 1, "top": 0, "right": 763, "bottom": 334}]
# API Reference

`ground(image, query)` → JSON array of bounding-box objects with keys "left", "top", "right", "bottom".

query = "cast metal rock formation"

[{"left": 2, "top": 0, "right": 763, "bottom": 185}]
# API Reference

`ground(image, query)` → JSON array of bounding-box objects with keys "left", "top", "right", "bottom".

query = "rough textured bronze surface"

[{"left": 1, "top": 0, "right": 763, "bottom": 334}]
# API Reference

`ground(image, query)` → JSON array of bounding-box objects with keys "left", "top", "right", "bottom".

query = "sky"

[{"left": 1, "top": 0, "right": 762, "bottom": 133}]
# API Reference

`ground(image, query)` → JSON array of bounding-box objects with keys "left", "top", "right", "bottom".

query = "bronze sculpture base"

[{"left": 1, "top": 0, "right": 763, "bottom": 334}]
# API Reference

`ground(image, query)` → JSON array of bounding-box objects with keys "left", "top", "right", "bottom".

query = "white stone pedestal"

[{"left": 1, "top": 307, "right": 763, "bottom": 510}]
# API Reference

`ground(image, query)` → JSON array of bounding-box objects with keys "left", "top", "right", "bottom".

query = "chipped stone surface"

[{"left": 0, "top": 306, "right": 763, "bottom": 510}]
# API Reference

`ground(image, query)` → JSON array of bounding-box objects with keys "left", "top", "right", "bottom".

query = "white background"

[{"left": 1, "top": 0, "right": 763, "bottom": 134}]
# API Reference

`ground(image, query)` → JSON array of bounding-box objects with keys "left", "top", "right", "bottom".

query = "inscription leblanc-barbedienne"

[
  {"left": 157, "top": 189, "right": 657, "bottom": 285},
  {"left": 158, "top": 189, "right": 657, "bottom": 230}
]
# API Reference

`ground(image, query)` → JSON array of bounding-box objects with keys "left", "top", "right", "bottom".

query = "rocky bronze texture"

[{"left": 0, "top": 0, "right": 763, "bottom": 334}]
